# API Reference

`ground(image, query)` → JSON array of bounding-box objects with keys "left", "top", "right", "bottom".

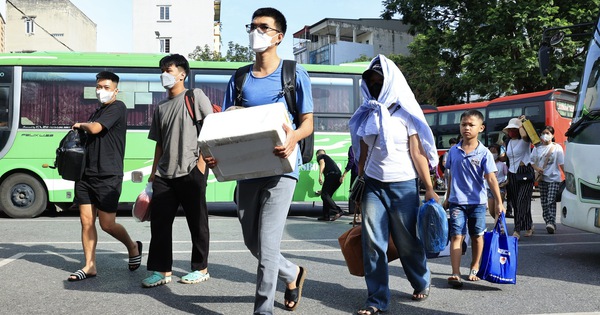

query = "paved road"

[{"left": 1, "top": 199, "right": 600, "bottom": 315}]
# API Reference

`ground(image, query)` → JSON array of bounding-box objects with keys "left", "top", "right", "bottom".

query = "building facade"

[
  {"left": 132, "top": 0, "right": 220, "bottom": 56},
  {"left": 5, "top": 0, "right": 95, "bottom": 52},
  {"left": 293, "top": 18, "right": 414, "bottom": 65}
]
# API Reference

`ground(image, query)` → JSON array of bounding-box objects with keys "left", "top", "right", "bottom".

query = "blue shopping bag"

[
  {"left": 477, "top": 212, "right": 518, "bottom": 284},
  {"left": 417, "top": 198, "right": 449, "bottom": 254}
]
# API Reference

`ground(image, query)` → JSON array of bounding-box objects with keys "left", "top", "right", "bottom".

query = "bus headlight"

[{"left": 565, "top": 172, "right": 576, "bottom": 194}]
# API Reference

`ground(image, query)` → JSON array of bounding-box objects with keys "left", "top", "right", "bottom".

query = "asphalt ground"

[{"left": 1, "top": 196, "right": 600, "bottom": 315}]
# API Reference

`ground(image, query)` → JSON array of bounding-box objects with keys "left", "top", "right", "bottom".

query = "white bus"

[{"left": 541, "top": 16, "right": 600, "bottom": 233}]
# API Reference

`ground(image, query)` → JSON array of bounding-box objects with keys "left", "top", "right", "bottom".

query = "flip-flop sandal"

[
  {"left": 448, "top": 274, "right": 463, "bottom": 288},
  {"left": 468, "top": 269, "right": 480, "bottom": 281},
  {"left": 128, "top": 241, "right": 143, "bottom": 271},
  {"left": 68, "top": 269, "right": 96, "bottom": 282},
  {"left": 412, "top": 286, "right": 430, "bottom": 301},
  {"left": 284, "top": 266, "right": 307, "bottom": 311},
  {"left": 357, "top": 306, "right": 383, "bottom": 315}
]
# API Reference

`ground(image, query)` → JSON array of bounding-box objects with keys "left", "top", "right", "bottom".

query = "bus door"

[{"left": 0, "top": 66, "right": 14, "bottom": 158}]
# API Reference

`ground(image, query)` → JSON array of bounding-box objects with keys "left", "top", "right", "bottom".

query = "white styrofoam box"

[{"left": 198, "top": 102, "right": 298, "bottom": 182}]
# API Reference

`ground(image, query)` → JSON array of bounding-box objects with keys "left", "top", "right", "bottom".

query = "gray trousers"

[{"left": 237, "top": 176, "right": 298, "bottom": 315}]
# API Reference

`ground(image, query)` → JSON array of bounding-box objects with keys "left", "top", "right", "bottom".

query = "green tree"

[
  {"left": 224, "top": 41, "right": 254, "bottom": 62},
  {"left": 188, "top": 44, "right": 224, "bottom": 61},
  {"left": 382, "top": 0, "right": 600, "bottom": 106},
  {"left": 188, "top": 42, "right": 254, "bottom": 62}
]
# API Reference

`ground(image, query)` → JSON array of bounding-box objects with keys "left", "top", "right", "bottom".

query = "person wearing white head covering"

[{"left": 349, "top": 55, "right": 439, "bottom": 314}]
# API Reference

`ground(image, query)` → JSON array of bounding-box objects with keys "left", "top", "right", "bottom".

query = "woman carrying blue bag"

[{"left": 349, "top": 55, "right": 439, "bottom": 315}]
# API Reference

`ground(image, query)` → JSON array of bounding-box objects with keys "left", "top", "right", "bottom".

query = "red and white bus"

[
  {"left": 422, "top": 89, "right": 576, "bottom": 189},
  {"left": 424, "top": 89, "right": 575, "bottom": 153}
]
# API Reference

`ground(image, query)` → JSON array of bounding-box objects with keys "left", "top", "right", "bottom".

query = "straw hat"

[{"left": 503, "top": 118, "right": 522, "bottom": 133}]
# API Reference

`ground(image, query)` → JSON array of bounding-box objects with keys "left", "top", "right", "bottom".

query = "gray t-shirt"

[{"left": 149, "top": 88, "right": 213, "bottom": 179}]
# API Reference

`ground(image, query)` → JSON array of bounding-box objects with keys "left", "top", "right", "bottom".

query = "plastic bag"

[
  {"left": 132, "top": 182, "right": 152, "bottom": 222},
  {"left": 417, "top": 198, "right": 449, "bottom": 254},
  {"left": 477, "top": 212, "right": 518, "bottom": 284}
]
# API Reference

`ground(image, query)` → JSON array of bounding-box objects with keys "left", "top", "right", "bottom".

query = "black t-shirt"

[
  {"left": 84, "top": 100, "right": 127, "bottom": 176},
  {"left": 317, "top": 154, "right": 341, "bottom": 175}
]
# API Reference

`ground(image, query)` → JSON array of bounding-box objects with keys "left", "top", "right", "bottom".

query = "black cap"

[{"left": 362, "top": 60, "right": 383, "bottom": 81}]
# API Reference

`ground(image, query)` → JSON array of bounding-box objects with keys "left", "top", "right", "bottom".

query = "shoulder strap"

[
  {"left": 234, "top": 64, "right": 253, "bottom": 106},
  {"left": 281, "top": 60, "right": 297, "bottom": 123},
  {"left": 184, "top": 89, "right": 201, "bottom": 136},
  {"left": 184, "top": 89, "right": 196, "bottom": 120},
  {"left": 543, "top": 143, "right": 556, "bottom": 167}
]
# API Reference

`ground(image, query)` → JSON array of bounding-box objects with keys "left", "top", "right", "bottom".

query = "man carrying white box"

[{"left": 204, "top": 7, "right": 313, "bottom": 314}]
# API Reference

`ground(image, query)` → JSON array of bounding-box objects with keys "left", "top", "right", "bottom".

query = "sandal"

[
  {"left": 180, "top": 270, "right": 210, "bottom": 284},
  {"left": 68, "top": 269, "right": 96, "bottom": 282},
  {"left": 284, "top": 266, "right": 307, "bottom": 311},
  {"left": 468, "top": 269, "right": 480, "bottom": 281},
  {"left": 412, "top": 286, "right": 430, "bottom": 301},
  {"left": 448, "top": 274, "right": 463, "bottom": 288},
  {"left": 357, "top": 306, "right": 382, "bottom": 315},
  {"left": 141, "top": 271, "right": 172, "bottom": 288},
  {"left": 128, "top": 241, "right": 143, "bottom": 271}
]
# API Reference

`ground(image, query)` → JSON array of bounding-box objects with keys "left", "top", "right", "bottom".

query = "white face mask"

[
  {"left": 492, "top": 153, "right": 498, "bottom": 160},
  {"left": 160, "top": 72, "right": 177, "bottom": 89},
  {"left": 249, "top": 29, "right": 277, "bottom": 53},
  {"left": 96, "top": 89, "right": 114, "bottom": 104},
  {"left": 541, "top": 134, "right": 553, "bottom": 142}
]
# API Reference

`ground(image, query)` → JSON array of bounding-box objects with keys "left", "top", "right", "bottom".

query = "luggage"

[{"left": 55, "top": 129, "right": 86, "bottom": 181}]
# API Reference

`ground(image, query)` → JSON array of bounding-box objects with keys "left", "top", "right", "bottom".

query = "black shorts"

[{"left": 75, "top": 175, "right": 123, "bottom": 213}]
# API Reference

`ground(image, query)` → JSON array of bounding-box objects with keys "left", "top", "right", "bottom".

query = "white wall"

[
  {"left": 331, "top": 41, "right": 373, "bottom": 65},
  {"left": 132, "top": 0, "right": 214, "bottom": 56},
  {"left": 5, "top": 0, "right": 95, "bottom": 52}
]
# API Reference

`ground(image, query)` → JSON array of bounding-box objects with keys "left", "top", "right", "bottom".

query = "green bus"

[{"left": 0, "top": 52, "right": 364, "bottom": 218}]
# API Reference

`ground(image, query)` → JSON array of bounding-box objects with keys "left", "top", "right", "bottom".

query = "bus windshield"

[{"left": 567, "top": 21, "right": 600, "bottom": 138}]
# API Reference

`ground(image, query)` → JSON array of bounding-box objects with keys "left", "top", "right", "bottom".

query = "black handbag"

[
  {"left": 349, "top": 176, "right": 365, "bottom": 204},
  {"left": 517, "top": 170, "right": 535, "bottom": 182},
  {"left": 555, "top": 180, "right": 566, "bottom": 202}
]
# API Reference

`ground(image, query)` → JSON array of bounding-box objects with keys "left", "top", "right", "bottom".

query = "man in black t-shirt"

[
  {"left": 316, "top": 149, "right": 343, "bottom": 221},
  {"left": 68, "top": 71, "right": 141, "bottom": 282}
]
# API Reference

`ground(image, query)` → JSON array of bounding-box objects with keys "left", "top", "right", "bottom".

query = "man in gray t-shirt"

[{"left": 142, "top": 54, "right": 213, "bottom": 288}]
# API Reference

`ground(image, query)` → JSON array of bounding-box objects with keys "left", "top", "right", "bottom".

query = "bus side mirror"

[{"left": 539, "top": 43, "right": 552, "bottom": 77}]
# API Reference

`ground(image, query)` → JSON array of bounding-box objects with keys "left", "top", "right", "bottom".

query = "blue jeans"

[
  {"left": 361, "top": 177, "right": 430, "bottom": 311},
  {"left": 448, "top": 204, "right": 487, "bottom": 236},
  {"left": 237, "top": 176, "right": 298, "bottom": 315}
]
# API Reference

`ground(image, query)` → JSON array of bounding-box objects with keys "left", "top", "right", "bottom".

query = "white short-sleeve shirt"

[{"left": 362, "top": 109, "right": 418, "bottom": 182}]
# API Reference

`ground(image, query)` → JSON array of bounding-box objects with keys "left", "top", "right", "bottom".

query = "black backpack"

[
  {"left": 54, "top": 129, "right": 87, "bottom": 181},
  {"left": 234, "top": 60, "right": 314, "bottom": 164}
]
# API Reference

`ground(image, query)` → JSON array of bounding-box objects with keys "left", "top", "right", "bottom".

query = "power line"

[{"left": 7, "top": 0, "right": 74, "bottom": 51}]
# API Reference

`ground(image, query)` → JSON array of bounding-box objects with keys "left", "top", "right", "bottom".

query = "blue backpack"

[{"left": 417, "top": 198, "right": 449, "bottom": 253}]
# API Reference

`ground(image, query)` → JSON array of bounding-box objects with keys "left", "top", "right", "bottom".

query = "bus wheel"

[{"left": 0, "top": 173, "right": 48, "bottom": 218}]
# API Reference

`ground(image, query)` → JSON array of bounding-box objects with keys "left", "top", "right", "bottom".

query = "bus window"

[
  {"left": 438, "top": 134, "right": 460, "bottom": 149},
  {"left": 0, "top": 86, "right": 10, "bottom": 153},
  {"left": 424, "top": 113, "right": 436, "bottom": 126},
  {"left": 439, "top": 111, "right": 460, "bottom": 125},
  {"left": 20, "top": 69, "right": 165, "bottom": 129},
  {"left": 0, "top": 87, "right": 8, "bottom": 128},
  {"left": 556, "top": 100, "right": 575, "bottom": 118},
  {"left": 524, "top": 105, "right": 540, "bottom": 117},
  {"left": 193, "top": 73, "right": 229, "bottom": 106},
  {"left": 488, "top": 107, "right": 521, "bottom": 120},
  {"left": 311, "top": 77, "right": 354, "bottom": 113}
]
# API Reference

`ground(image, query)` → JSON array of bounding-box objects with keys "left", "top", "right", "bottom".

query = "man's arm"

[
  {"left": 148, "top": 143, "right": 162, "bottom": 182},
  {"left": 274, "top": 112, "right": 313, "bottom": 159},
  {"left": 73, "top": 122, "right": 103, "bottom": 134}
]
